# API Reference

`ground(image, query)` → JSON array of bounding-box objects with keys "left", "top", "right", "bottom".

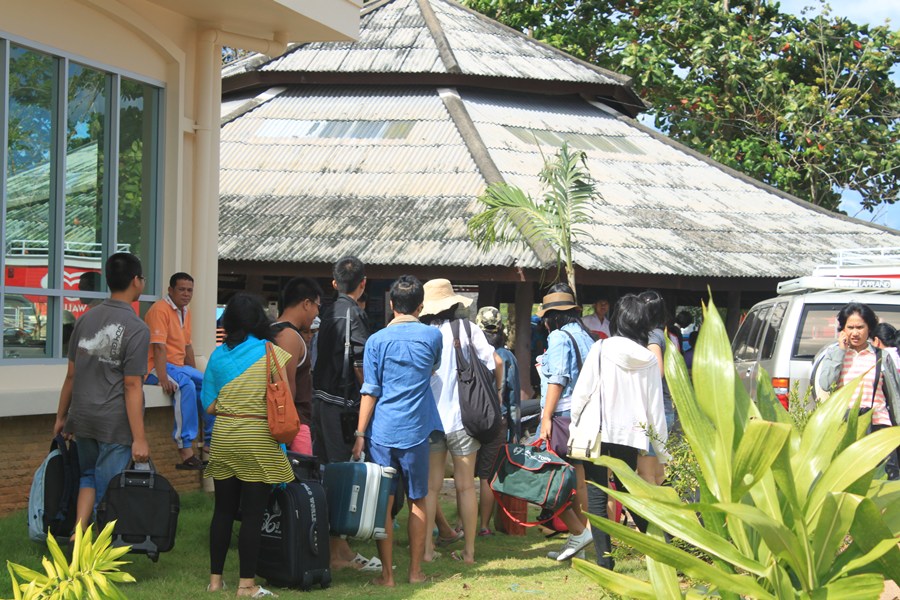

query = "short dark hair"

[
  {"left": 873, "top": 322, "right": 898, "bottom": 348},
  {"left": 280, "top": 277, "right": 323, "bottom": 312},
  {"left": 675, "top": 310, "right": 693, "bottom": 329},
  {"left": 105, "top": 252, "right": 142, "bottom": 292},
  {"left": 333, "top": 256, "right": 365, "bottom": 294},
  {"left": 169, "top": 272, "right": 193, "bottom": 288},
  {"left": 483, "top": 328, "right": 507, "bottom": 349},
  {"left": 612, "top": 294, "right": 650, "bottom": 346},
  {"left": 222, "top": 293, "right": 275, "bottom": 348},
  {"left": 638, "top": 290, "right": 667, "bottom": 329},
  {"left": 837, "top": 302, "right": 878, "bottom": 336},
  {"left": 390, "top": 275, "right": 424, "bottom": 315}
]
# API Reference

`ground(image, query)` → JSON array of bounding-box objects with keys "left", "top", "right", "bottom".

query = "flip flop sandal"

[
  {"left": 361, "top": 557, "right": 396, "bottom": 572},
  {"left": 478, "top": 528, "right": 494, "bottom": 536},
  {"left": 349, "top": 553, "right": 369, "bottom": 569},
  {"left": 436, "top": 529, "right": 464, "bottom": 547}
]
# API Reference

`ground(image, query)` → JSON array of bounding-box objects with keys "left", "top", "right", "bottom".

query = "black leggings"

[
  {"left": 210, "top": 477, "right": 272, "bottom": 578},
  {"left": 582, "top": 443, "right": 646, "bottom": 568}
]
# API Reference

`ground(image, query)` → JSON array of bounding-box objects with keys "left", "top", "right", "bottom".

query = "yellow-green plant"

[
  {"left": 6, "top": 521, "right": 134, "bottom": 600},
  {"left": 574, "top": 296, "right": 900, "bottom": 599}
]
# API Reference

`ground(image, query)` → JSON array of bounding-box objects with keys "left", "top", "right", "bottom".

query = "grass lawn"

[{"left": 0, "top": 489, "right": 647, "bottom": 600}]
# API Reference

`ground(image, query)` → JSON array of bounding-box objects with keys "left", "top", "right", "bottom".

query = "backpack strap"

[
  {"left": 873, "top": 346, "right": 882, "bottom": 409},
  {"left": 450, "top": 319, "right": 469, "bottom": 370},
  {"left": 562, "top": 330, "right": 583, "bottom": 371}
]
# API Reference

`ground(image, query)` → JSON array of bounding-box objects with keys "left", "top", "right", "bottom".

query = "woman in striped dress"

[
  {"left": 202, "top": 293, "right": 294, "bottom": 597},
  {"left": 815, "top": 302, "right": 900, "bottom": 480}
]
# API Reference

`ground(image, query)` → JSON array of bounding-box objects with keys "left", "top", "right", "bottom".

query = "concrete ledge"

[{"left": 0, "top": 364, "right": 172, "bottom": 417}]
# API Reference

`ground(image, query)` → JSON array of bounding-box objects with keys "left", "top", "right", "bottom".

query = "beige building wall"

[{"left": 0, "top": 0, "right": 359, "bottom": 415}]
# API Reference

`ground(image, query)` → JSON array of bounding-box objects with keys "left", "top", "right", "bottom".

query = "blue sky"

[{"left": 777, "top": 0, "right": 899, "bottom": 229}]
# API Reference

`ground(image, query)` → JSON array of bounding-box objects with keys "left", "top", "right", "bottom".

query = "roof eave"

[{"left": 221, "top": 70, "right": 644, "bottom": 117}]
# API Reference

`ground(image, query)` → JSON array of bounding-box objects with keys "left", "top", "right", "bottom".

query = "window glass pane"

[
  {"left": 3, "top": 293, "right": 49, "bottom": 359},
  {"left": 5, "top": 45, "right": 56, "bottom": 288},
  {"left": 118, "top": 78, "right": 158, "bottom": 293},
  {"left": 64, "top": 63, "right": 107, "bottom": 283},
  {"left": 760, "top": 302, "right": 787, "bottom": 360},
  {"left": 733, "top": 306, "right": 769, "bottom": 362}
]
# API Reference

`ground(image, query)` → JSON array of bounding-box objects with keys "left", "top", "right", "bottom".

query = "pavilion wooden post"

[
  {"left": 726, "top": 290, "right": 742, "bottom": 339},
  {"left": 514, "top": 281, "right": 534, "bottom": 398}
]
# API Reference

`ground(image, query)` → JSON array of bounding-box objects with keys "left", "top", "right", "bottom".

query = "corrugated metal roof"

[
  {"left": 218, "top": 86, "right": 533, "bottom": 268},
  {"left": 460, "top": 89, "right": 900, "bottom": 277},
  {"left": 250, "top": 0, "right": 623, "bottom": 87}
]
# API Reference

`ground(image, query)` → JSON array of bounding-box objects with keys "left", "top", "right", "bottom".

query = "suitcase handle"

[{"left": 118, "top": 459, "right": 158, "bottom": 490}]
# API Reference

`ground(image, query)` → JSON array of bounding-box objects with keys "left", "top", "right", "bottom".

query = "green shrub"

[
  {"left": 573, "top": 296, "right": 900, "bottom": 599},
  {"left": 6, "top": 521, "right": 134, "bottom": 600}
]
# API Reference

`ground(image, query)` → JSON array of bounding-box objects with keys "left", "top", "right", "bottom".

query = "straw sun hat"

[
  {"left": 536, "top": 291, "right": 580, "bottom": 317},
  {"left": 420, "top": 279, "right": 473, "bottom": 317}
]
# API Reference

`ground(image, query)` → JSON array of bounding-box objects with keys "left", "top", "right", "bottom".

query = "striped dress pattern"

[
  {"left": 205, "top": 344, "right": 294, "bottom": 484},
  {"left": 840, "top": 346, "right": 891, "bottom": 427}
]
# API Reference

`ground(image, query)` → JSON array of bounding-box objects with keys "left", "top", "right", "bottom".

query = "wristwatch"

[{"left": 354, "top": 430, "right": 366, "bottom": 438}]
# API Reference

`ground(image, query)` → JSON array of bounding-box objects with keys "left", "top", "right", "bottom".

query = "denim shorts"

[
  {"left": 76, "top": 437, "right": 132, "bottom": 510},
  {"left": 368, "top": 438, "right": 430, "bottom": 500},
  {"left": 429, "top": 428, "right": 480, "bottom": 456}
]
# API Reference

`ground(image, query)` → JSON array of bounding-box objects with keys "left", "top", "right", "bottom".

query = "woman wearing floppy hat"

[
  {"left": 535, "top": 283, "right": 596, "bottom": 560},
  {"left": 420, "top": 279, "right": 502, "bottom": 564}
]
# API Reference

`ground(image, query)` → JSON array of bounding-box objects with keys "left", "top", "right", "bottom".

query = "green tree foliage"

[
  {"left": 464, "top": 0, "right": 900, "bottom": 211},
  {"left": 467, "top": 143, "right": 595, "bottom": 293},
  {"left": 573, "top": 296, "right": 900, "bottom": 598}
]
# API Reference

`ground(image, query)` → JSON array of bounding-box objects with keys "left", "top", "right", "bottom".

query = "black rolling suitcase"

[
  {"left": 96, "top": 461, "right": 179, "bottom": 562},
  {"left": 257, "top": 454, "right": 331, "bottom": 590}
]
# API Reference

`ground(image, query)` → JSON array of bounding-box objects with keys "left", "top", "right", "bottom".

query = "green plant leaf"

[
  {"left": 712, "top": 502, "right": 811, "bottom": 589},
  {"left": 665, "top": 329, "right": 723, "bottom": 499},
  {"left": 692, "top": 296, "right": 735, "bottom": 495},
  {"left": 868, "top": 479, "right": 900, "bottom": 535},
  {"left": 645, "top": 524, "right": 683, "bottom": 599},
  {"left": 596, "top": 459, "right": 767, "bottom": 575},
  {"left": 845, "top": 496, "right": 900, "bottom": 583},
  {"left": 571, "top": 558, "right": 657, "bottom": 599},
  {"left": 809, "top": 574, "right": 886, "bottom": 600},
  {"left": 811, "top": 492, "right": 863, "bottom": 580},
  {"left": 807, "top": 426, "right": 900, "bottom": 523},
  {"left": 731, "top": 418, "right": 791, "bottom": 499},
  {"left": 832, "top": 538, "right": 898, "bottom": 579},
  {"left": 794, "top": 375, "right": 863, "bottom": 498},
  {"left": 585, "top": 513, "right": 775, "bottom": 599},
  {"left": 44, "top": 532, "right": 69, "bottom": 579}
]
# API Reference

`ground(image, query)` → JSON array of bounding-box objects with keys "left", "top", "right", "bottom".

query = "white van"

[{"left": 732, "top": 249, "right": 900, "bottom": 407}]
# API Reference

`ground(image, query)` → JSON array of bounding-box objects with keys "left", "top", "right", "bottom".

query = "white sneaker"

[
  {"left": 546, "top": 549, "right": 585, "bottom": 560},
  {"left": 556, "top": 528, "right": 593, "bottom": 561}
]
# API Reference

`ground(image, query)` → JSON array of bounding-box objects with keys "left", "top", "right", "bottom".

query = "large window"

[{"left": 1, "top": 39, "right": 162, "bottom": 361}]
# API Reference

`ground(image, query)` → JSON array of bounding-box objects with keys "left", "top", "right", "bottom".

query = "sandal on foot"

[
  {"left": 436, "top": 529, "right": 464, "bottom": 547},
  {"left": 176, "top": 455, "right": 204, "bottom": 470},
  {"left": 349, "top": 553, "right": 369, "bottom": 569},
  {"left": 237, "top": 586, "right": 276, "bottom": 598},
  {"left": 478, "top": 527, "right": 493, "bottom": 536},
  {"left": 450, "top": 550, "right": 472, "bottom": 563},
  {"left": 206, "top": 582, "right": 227, "bottom": 592}
]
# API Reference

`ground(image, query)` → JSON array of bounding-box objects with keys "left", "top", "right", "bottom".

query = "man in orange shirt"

[{"left": 144, "top": 273, "right": 211, "bottom": 470}]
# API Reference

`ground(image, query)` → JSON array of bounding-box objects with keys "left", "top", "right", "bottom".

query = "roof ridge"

[
  {"left": 438, "top": 0, "right": 635, "bottom": 89},
  {"left": 361, "top": 0, "right": 399, "bottom": 15},
  {"left": 417, "top": 0, "right": 461, "bottom": 74}
]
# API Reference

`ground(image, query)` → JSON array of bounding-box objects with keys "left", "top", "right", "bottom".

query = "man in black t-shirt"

[{"left": 312, "top": 256, "right": 372, "bottom": 570}]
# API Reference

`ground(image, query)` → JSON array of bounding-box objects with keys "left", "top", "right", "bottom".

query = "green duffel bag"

[{"left": 489, "top": 440, "right": 577, "bottom": 526}]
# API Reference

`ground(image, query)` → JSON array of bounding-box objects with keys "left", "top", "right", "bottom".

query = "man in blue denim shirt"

[{"left": 353, "top": 275, "right": 443, "bottom": 588}]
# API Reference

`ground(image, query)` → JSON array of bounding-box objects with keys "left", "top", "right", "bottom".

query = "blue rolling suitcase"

[{"left": 323, "top": 462, "right": 396, "bottom": 540}]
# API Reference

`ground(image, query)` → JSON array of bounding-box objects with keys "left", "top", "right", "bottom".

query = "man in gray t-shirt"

[{"left": 53, "top": 253, "right": 151, "bottom": 529}]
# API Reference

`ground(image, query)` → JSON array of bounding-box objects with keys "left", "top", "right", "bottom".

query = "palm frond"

[{"left": 468, "top": 142, "right": 597, "bottom": 285}]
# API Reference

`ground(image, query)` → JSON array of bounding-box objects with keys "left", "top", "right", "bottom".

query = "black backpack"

[{"left": 451, "top": 319, "right": 502, "bottom": 444}]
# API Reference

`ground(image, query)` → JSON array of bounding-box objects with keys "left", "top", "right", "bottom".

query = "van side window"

[
  {"left": 734, "top": 306, "right": 770, "bottom": 361},
  {"left": 759, "top": 302, "right": 787, "bottom": 360}
]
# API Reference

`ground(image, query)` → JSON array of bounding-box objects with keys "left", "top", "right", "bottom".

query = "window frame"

[{"left": 0, "top": 34, "right": 165, "bottom": 364}]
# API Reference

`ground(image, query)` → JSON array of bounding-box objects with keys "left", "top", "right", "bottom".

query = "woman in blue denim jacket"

[{"left": 535, "top": 284, "right": 595, "bottom": 560}]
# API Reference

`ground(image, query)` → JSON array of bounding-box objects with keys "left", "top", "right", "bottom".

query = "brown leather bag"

[{"left": 266, "top": 343, "right": 300, "bottom": 444}]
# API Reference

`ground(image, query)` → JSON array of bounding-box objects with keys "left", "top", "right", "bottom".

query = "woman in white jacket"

[{"left": 565, "top": 294, "right": 669, "bottom": 569}]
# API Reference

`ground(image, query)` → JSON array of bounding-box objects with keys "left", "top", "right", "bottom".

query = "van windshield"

[{"left": 792, "top": 303, "right": 900, "bottom": 359}]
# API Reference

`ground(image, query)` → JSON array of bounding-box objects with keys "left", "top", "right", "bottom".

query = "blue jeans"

[
  {"left": 77, "top": 437, "right": 132, "bottom": 511},
  {"left": 147, "top": 363, "right": 214, "bottom": 448}
]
